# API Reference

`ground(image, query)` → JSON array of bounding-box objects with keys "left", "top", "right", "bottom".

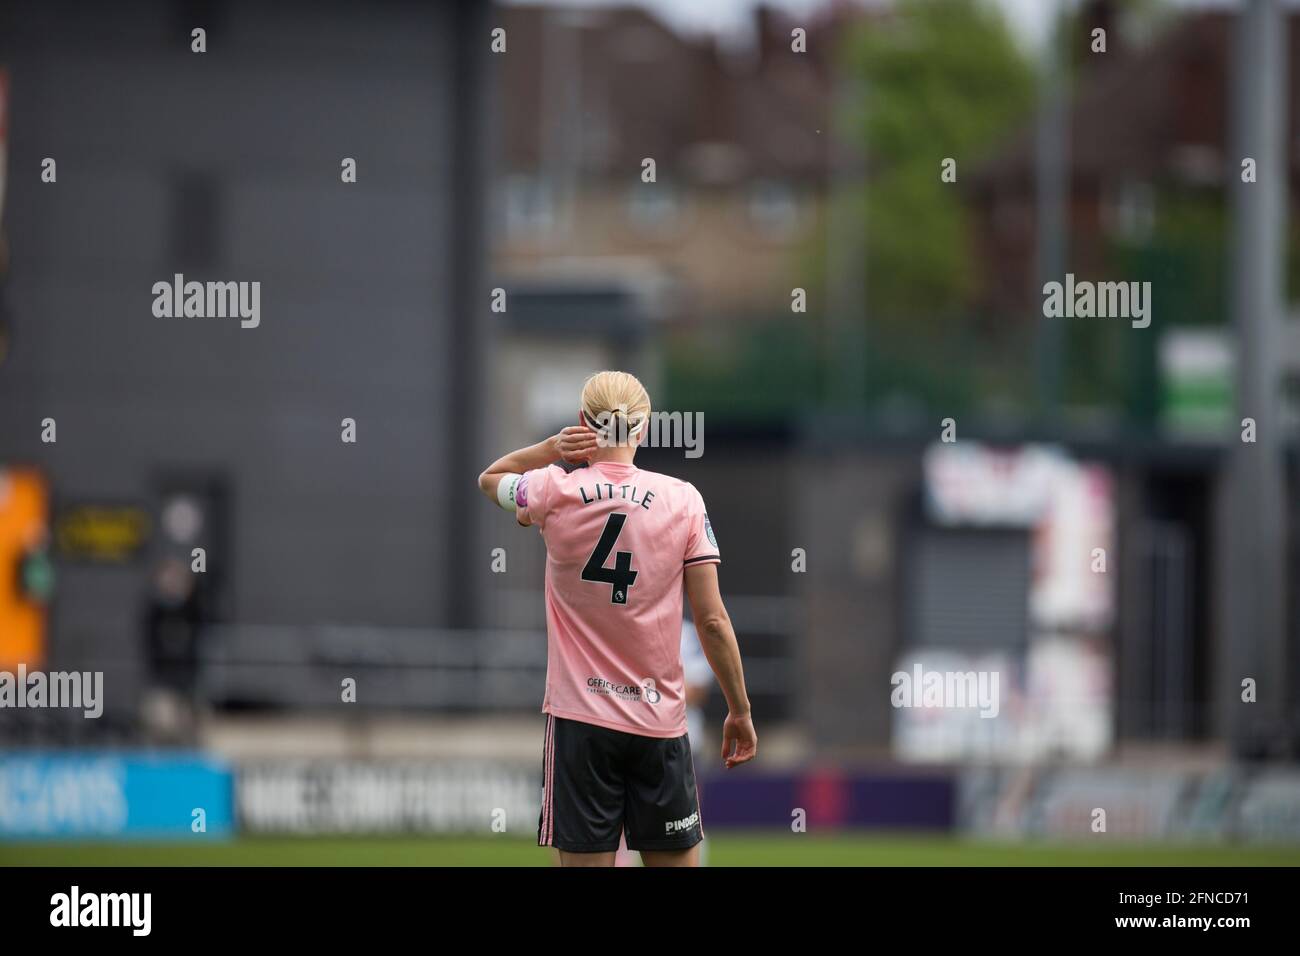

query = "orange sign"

[{"left": 0, "top": 469, "right": 49, "bottom": 670}]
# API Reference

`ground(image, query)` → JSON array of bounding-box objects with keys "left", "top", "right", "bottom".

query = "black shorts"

[{"left": 537, "top": 714, "right": 703, "bottom": 853}]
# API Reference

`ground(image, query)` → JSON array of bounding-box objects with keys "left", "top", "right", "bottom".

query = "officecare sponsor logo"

[{"left": 585, "top": 676, "right": 661, "bottom": 705}]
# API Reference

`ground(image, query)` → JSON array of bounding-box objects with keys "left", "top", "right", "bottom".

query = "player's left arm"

[{"left": 477, "top": 426, "right": 596, "bottom": 524}]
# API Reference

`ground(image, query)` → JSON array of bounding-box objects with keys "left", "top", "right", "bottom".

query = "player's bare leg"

[
  {"left": 640, "top": 845, "right": 700, "bottom": 867},
  {"left": 614, "top": 828, "right": 638, "bottom": 866},
  {"left": 558, "top": 850, "right": 617, "bottom": 867}
]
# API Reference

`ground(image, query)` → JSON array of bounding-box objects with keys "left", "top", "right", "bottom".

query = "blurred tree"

[
  {"left": 1095, "top": 191, "right": 1226, "bottom": 424},
  {"left": 840, "top": 0, "right": 1035, "bottom": 333},
  {"left": 665, "top": 319, "right": 822, "bottom": 423},
  {"left": 666, "top": 0, "right": 1038, "bottom": 424}
]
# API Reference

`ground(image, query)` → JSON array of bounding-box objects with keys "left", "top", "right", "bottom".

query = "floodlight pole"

[
  {"left": 827, "top": 73, "right": 868, "bottom": 415},
  {"left": 1221, "top": 0, "right": 1289, "bottom": 757},
  {"left": 1034, "top": 0, "right": 1068, "bottom": 425}
]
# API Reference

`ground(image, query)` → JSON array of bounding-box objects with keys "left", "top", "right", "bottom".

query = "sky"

[
  {"left": 504, "top": 0, "right": 1249, "bottom": 56},
  {"left": 505, "top": 0, "right": 1049, "bottom": 52}
]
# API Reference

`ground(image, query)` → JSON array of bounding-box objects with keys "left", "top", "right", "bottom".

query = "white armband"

[{"left": 496, "top": 473, "right": 524, "bottom": 512}]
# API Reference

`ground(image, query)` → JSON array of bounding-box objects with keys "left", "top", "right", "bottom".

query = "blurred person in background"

[
  {"left": 140, "top": 555, "right": 202, "bottom": 742},
  {"left": 681, "top": 613, "right": 713, "bottom": 757},
  {"left": 477, "top": 370, "right": 756, "bottom": 867}
]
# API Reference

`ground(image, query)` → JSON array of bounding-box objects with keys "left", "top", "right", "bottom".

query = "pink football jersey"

[{"left": 521, "top": 460, "right": 720, "bottom": 737}]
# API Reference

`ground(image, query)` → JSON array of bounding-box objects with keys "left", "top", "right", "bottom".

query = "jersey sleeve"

[
  {"left": 520, "top": 465, "right": 555, "bottom": 530},
  {"left": 683, "top": 484, "right": 720, "bottom": 566}
]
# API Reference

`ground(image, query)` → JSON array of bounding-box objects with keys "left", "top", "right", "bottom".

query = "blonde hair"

[{"left": 580, "top": 370, "right": 651, "bottom": 446}]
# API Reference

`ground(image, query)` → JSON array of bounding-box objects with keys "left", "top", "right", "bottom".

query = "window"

[
  {"left": 503, "top": 175, "right": 557, "bottom": 239},
  {"left": 747, "top": 180, "right": 803, "bottom": 237},
  {"left": 626, "top": 181, "right": 681, "bottom": 234}
]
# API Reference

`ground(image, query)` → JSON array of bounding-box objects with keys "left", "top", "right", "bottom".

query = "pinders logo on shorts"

[{"left": 665, "top": 810, "right": 700, "bottom": 835}]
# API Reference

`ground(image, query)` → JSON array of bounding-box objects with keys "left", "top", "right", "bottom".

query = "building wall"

[
  {"left": 498, "top": 188, "right": 823, "bottom": 319},
  {"left": 0, "top": 0, "right": 486, "bottom": 711},
  {"left": 795, "top": 451, "right": 917, "bottom": 756}
]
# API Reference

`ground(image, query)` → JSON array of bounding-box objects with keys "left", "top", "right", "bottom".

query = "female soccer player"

[{"left": 477, "top": 370, "right": 757, "bottom": 867}]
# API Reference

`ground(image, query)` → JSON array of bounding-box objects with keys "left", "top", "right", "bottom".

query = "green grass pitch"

[{"left": 4, "top": 833, "right": 1299, "bottom": 867}]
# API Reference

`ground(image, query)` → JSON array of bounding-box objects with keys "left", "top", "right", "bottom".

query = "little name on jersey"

[{"left": 577, "top": 482, "right": 656, "bottom": 510}]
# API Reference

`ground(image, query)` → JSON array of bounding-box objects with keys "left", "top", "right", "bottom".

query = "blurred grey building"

[{"left": 0, "top": 0, "right": 491, "bottom": 729}]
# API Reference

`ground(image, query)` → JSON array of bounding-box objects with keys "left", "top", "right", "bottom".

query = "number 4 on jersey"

[{"left": 582, "top": 513, "right": 638, "bottom": 605}]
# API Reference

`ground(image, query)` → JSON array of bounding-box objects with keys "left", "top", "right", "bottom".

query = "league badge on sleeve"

[{"left": 704, "top": 514, "right": 717, "bottom": 548}]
